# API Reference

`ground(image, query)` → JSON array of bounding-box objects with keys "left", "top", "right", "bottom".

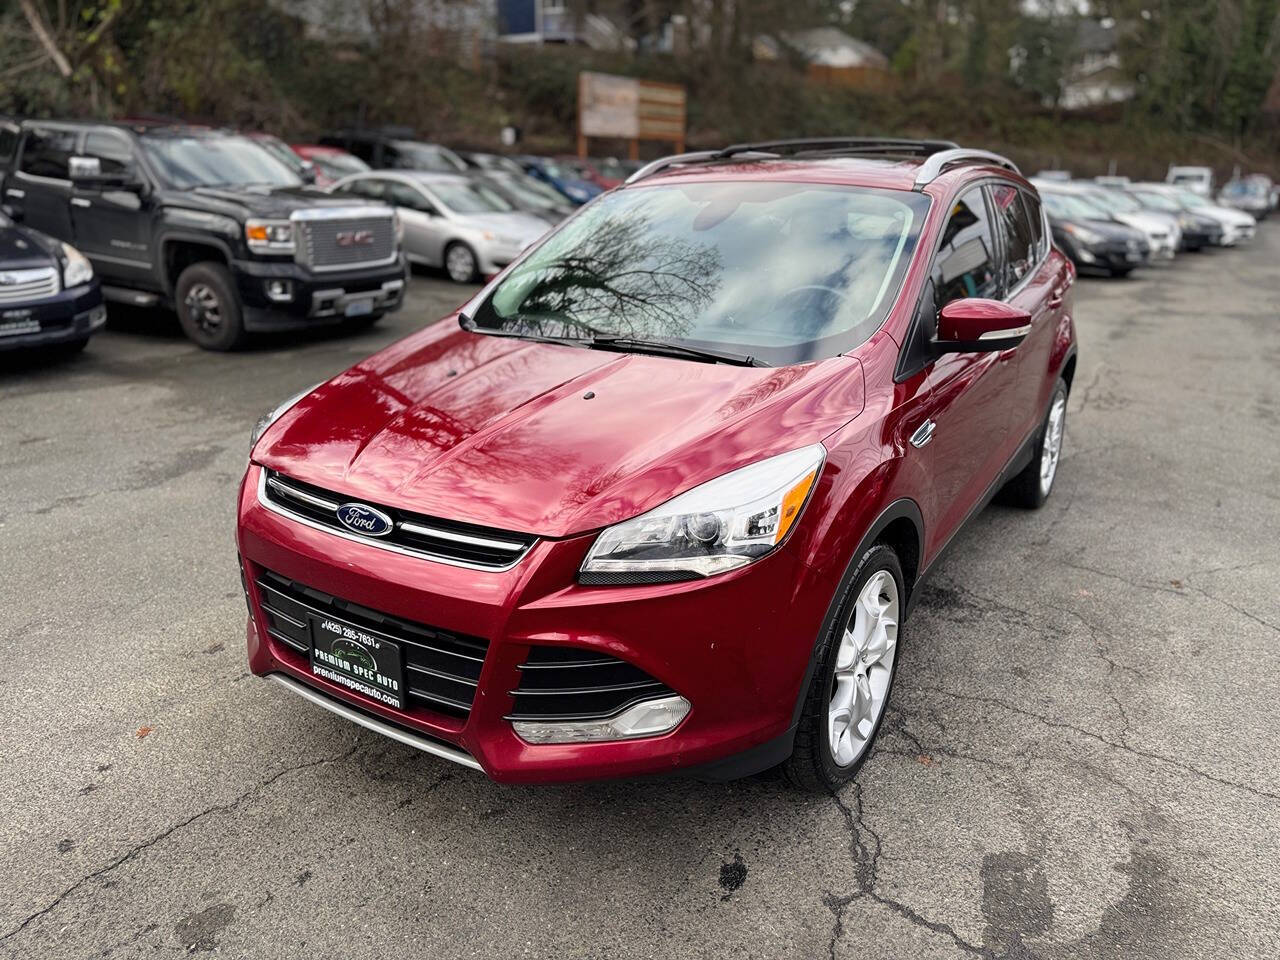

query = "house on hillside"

[
  {"left": 753, "top": 27, "right": 892, "bottom": 90},
  {"left": 496, "top": 0, "right": 630, "bottom": 51},
  {"left": 1060, "top": 18, "right": 1134, "bottom": 110}
]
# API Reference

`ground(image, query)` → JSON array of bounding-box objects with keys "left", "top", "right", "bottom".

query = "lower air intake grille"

[
  {"left": 254, "top": 569, "right": 488, "bottom": 717},
  {"left": 506, "top": 646, "right": 676, "bottom": 722}
]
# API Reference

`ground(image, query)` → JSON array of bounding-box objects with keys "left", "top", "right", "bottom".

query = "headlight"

[
  {"left": 580, "top": 444, "right": 825, "bottom": 583},
  {"left": 482, "top": 231, "right": 520, "bottom": 246},
  {"left": 245, "top": 219, "right": 296, "bottom": 254},
  {"left": 393, "top": 211, "right": 404, "bottom": 244},
  {"left": 250, "top": 383, "right": 319, "bottom": 454},
  {"left": 61, "top": 242, "right": 93, "bottom": 287},
  {"left": 1063, "top": 223, "right": 1104, "bottom": 245}
]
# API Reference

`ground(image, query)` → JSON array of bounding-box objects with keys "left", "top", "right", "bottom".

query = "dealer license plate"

[
  {"left": 344, "top": 298, "right": 374, "bottom": 318},
  {"left": 309, "top": 614, "right": 405, "bottom": 709}
]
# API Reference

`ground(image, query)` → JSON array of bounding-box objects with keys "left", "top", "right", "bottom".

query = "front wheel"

[
  {"left": 175, "top": 262, "right": 246, "bottom": 351},
  {"left": 783, "top": 544, "right": 904, "bottom": 792},
  {"left": 444, "top": 242, "right": 479, "bottom": 284},
  {"left": 999, "top": 379, "right": 1067, "bottom": 509}
]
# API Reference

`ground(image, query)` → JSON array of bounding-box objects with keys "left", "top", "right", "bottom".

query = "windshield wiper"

[
  {"left": 458, "top": 313, "right": 591, "bottom": 348},
  {"left": 589, "top": 336, "right": 766, "bottom": 367}
]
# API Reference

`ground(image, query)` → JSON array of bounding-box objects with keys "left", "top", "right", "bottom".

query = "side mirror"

[
  {"left": 299, "top": 161, "right": 318, "bottom": 185},
  {"left": 934, "top": 298, "right": 1031, "bottom": 353},
  {"left": 70, "top": 156, "right": 144, "bottom": 194}
]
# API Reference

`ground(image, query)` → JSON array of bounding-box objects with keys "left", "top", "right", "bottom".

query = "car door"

[
  {"left": 902, "top": 185, "right": 1021, "bottom": 557},
  {"left": 989, "top": 183, "right": 1069, "bottom": 446},
  {"left": 7, "top": 125, "right": 77, "bottom": 241},
  {"left": 386, "top": 180, "right": 446, "bottom": 266},
  {"left": 69, "top": 128, "right": 156, "bottom": 289}
]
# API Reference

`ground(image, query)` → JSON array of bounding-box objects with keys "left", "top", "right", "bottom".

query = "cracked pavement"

[{"left": 2, "top": 233, "right": 1279, "bottom": 958}]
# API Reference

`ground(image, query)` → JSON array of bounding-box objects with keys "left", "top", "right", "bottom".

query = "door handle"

[
  {"left": 70, "top": 197, "right": 92, "bottom": 208},
  {"left": 1048, "top": 288, "right": 1065, "bottom": 308},
  {"left": 910, "top": 419, "right": 936, "bottom": 448},
  {"left": 5, "top": 188, "right": 24, "bottom": 198}
]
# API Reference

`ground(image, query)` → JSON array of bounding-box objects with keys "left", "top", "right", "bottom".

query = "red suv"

[{"left": 237, "top": 138, "right": 1076, "bottom": 790}]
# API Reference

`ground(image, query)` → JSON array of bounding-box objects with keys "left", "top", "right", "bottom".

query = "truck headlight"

[
  {"left": 61, "top": 243, "right": 93, "bottom": 287},
  {"left": 245, "top": 219, "right": 296, "bottom": 254},
  {"left": 250, "top": 383, "right": 319, "bottom": 454},
  {"left": 580, "top": 444, "right": 825, "bottom": 583}
]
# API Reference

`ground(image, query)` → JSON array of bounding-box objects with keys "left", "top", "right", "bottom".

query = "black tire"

[
  {"left": 999, "top": 378, "right": 1068, "bottom": 509},
  {"left": 783, "top": 544, "right": 905, "bottom": 793},
  {"left": 443, "top": 242, "right": 479, "bottom": 284},
  {"left": 56, "top": 336, "right": 90, "bottom": 356},
  {"left": 1109, "top": 266, "right": 1133, "bottom": 278},
  {"left": 175, "top": 261, "right": 246, "bottom": 351}
]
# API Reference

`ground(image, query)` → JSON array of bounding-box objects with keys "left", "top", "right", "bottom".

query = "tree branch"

[{"left": 18, "top": 0, "right": 72, "bottom": 78}]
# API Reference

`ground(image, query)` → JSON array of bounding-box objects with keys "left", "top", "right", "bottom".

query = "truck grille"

[
  {"left": 0, "top": 266, "right": 59, "bottom": 304},
  {"left": 296, "top": 215, "right": 396, "bottom": 272},
  {"left": 506, "top": 646, "right": 677, "bottom": 722},
  {"left": 261, "top": 470, "right": 536, "bottom": 570},
  {"left": 254, "top": 568, "right": 489, "bottom": 717}
]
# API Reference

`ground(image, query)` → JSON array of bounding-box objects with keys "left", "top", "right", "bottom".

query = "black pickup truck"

[{"left": 0, "top": 120, "right": 406, "bottom": 350}]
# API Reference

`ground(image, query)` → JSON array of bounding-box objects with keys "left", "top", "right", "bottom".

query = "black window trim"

[
  {"left": 894, "top": 175, "right": 1051, "bottom": 382},
  {"left": 14, "top": 121, "right": 82, "bottom": 186}
]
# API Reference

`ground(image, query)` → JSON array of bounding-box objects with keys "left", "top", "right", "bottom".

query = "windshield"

[
  {"left": 489, "top": 171, "right": 564, "bottom": 209},
  {"left": 1175, "top": 190, "right": 1208, "bottom": 208},
  {"left": 1043, "top": 192, "right": 1111, "bottom": 221},
  {"left": 472, "top": 181, "right": 929, "bottom": 366},
  {"left": 397, "top": 143, "right": 468, "bottom": 172},
  {"left": 1086, "top": 190, "right": 1141, "bottom": 213},
  {"left": 254, "top": 136, "right": 305, "bottom": 172},
  {"left": 1129, "top": 190, "right": 1178, "bottom": 212},
  {"left": 310, "top": 151, "right": 370, "bottom": 178},
  {"left": 1170, "top": 172, "right": 1206, "bottom": 185},
  {"left": 142, "top": 134, "right": 301, "bottom": 189},
  {"left": 430, "top": 182, "right": 514, "bottom": 214}
]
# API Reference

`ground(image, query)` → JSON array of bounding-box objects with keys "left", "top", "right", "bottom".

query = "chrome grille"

[
  {"left": 0, "top": 266, "right": 59, "bottom": 304},
  {"left": 260, "top": 470, "right": 537, "bottom": 570},
  {"left": 296, "top": 214, "right": 396, "bottom": 272}
]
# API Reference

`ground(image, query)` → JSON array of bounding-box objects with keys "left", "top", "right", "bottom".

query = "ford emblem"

[{"left": 336, "top": 502, "right": 394, "bottom": 537}]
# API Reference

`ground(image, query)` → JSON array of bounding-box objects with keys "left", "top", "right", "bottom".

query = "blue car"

[
  {"left": 516, "top": 156, "right": 603, "bottom": 205},
  {"left": 0, "top": 210, "right": 105, "bottom": 355}
]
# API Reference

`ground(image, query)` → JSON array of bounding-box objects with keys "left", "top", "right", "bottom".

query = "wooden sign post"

[{"left": 577, "top": 71, "right": 686, "bottom": 159}]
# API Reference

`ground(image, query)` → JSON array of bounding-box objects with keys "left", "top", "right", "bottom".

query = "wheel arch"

[{"left": 160, "top": 234, "right": 234, "bottom": 296}]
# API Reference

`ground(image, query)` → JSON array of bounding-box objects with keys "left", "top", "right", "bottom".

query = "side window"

[
  {"left": 990, "top": 183, "right": 1036, "bottom": 287},
  {"left": 82, "top": 131, "right": 137, "bottom": 177},
  {"left": 0, "top": 125, "right": 17, "bottom": 163},
  {"left": 387, "top": 182, "right": 434, "bottom": 213},
  {"left": 933, "top": 188, "right": 1000, "bottom": 310},
  {"left": 1023, "top": 191, "right": 1046, "bottom": 257},
  {"left": 19, "top": 127, "right": 78, "bottom": 179}
]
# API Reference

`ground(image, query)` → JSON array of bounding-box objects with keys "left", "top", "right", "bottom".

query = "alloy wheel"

[
  {"left": 828, "top": 569, "right": 899, "bottom": 767},
  {"left": 1039, "top": 394, "right": 1066, "bottom": 497},
  {"left": 184, "top": 283, "right": 222, "bottom": 334},
  {"left": 446, "top": 245, "right": 476, "bottom": 283}
]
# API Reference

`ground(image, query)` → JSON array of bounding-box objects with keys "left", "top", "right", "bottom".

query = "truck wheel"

[
  {"left": 444, "top": 242, "right": 478, "bottom": 283},
  {"left": 176, "top": 262, "right": 246, "bottom": 351}
]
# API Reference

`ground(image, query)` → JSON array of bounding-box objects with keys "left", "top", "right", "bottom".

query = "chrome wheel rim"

[
  {"left": 828, "top": 570, "right": 899, "bottom": 767},
  {"left": 184, "top": 283, "right": 222, "bottom": 334},
  {"left": 1040, "top": 394, "right": 1066, "bottom": 496},
  {"left": 446, "top": 246, "right": 475, "bottom": 282}
]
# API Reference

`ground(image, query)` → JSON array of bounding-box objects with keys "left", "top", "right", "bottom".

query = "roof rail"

[
  {"left": 913, "top": 148, "right": 1019, "bottom": 188},
  {"left": 626, "top": 137, "right": 962, "bottom": 184}
]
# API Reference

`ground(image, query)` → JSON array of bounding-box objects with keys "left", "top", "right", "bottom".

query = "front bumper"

[
  {"left": 235, "top": 464, "right": 831, "bottom": 783},
  {"left": 234, "top": 256, "right": 408, "bottom": 332},
  {"left": 1073, "top": 238, "right": 1148, "bottom": 270},
  {"left": 0, "top": 282, "right": 106, "bottom": 352}
]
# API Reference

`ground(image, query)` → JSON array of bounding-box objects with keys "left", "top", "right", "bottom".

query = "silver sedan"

[{"left": 328, "top": 171, "right": 552, "bottom": 282}]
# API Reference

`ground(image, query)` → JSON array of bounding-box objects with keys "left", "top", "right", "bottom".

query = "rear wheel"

[
  {"left": 175, "top": 262, "right": 246, "bottom": 351},
  {"left": 999, "top": 379, "right": 1067, "bottom": 509},
  {"left": 444, "top": 242, "right": 479, "bottom": 284},
  {"left": 783, "top": 544, "right": 903, "bottom": 792},
  {"left": 56, "top": 336, "right": 90, "bottom": 356}
]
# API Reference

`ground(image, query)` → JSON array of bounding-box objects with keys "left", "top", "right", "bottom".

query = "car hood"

[
  {"left": 458, "top": 211, "right": 551, "bottom": 242},
  {"left": 0, "top": 223, "right": 60, "bottom": 268},
  {"left": 1052, "top": 217, "right": 1140, "bottom": 241},
  {"left": 183, "top": 185, "right": 384, "bottom": 220},
  {"left": 1191, "top": 203, "right": 1255, "bottom": 227},
  {"left": 1113, "top": 211, "right": 1175, "bottom": 236},
  {"left": 253, "top": 321, "right": 867, "bottom": 537}
]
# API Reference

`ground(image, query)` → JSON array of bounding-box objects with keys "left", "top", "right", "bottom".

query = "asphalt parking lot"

[{"left": 3, "top": 235, "right": 1279, "bottom": 959}]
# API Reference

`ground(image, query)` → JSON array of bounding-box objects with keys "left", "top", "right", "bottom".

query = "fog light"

[
  {"left": 1078, "top": 249, "right": 1095, "bottom": 264},
  {"left": 265, "top": 279, "right": 293, "bottom": 303},
  {"left": 511, "top": 695, "right": 691, "bottom": 744}
]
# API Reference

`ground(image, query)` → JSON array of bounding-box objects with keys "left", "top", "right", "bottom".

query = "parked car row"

[{"left": 1030, "top": 172, "right": 1261, "bottom": 278}]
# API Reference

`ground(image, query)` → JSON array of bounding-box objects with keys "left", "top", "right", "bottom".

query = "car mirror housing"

[{"left": 934, "top": 298, "right": 1032, "bottom": 353}]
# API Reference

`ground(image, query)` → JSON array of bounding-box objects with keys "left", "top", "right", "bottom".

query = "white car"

[
  {"left": 1129, "top": 183, "right": 1256, "bottom": 246},
  {"left": 1033, "top": 180, "right": 1180, "bottom": 260},
  {"left": 329, "top": 171, "right": 552, "bottom": 282},
  {"left": 1166, "top": 165, "right": 1214, "bottom": 197}
]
